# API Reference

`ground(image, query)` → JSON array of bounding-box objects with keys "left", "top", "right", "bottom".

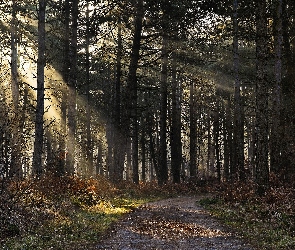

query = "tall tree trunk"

[
  {"left": 255, "top": 0, "right": 269, "bottom": 195},
  {"left": 232, "top": 0, "right": 245, "bottom": 181},
  {"left": 10, "top": 0, "right": 22, "bottom": 177},
  {"left": 59, "top": 0, "right": 70, "bottom": 176},
  {"left": 170, "top": 52, "right": 181, "bottom": 183},
  {"left": 96, "top": 142, "right": 103, "bottom": 175},
  {"left": 270, "top": 0, "right": 283, "bottom": 174},
  {"left": 207, "top": 113, "right": 213, "bottom": 177},
  {"left": 214, "top": 98, "right": 221, "bottom": 182},
  {"left": 106, "top": 118, "right": 114, "bottom": 179},
  {"left": 147, "top": 104, "right": 159, "bottom": 180},
  {"left": 66, "top": 0, "right": 78, "bottom": 175},
  {"left": 281, "top": 0, "right": 295, "bottom": 180},
  {"left": 86, "top": 2, "right": 93, "bottom": 176},
  {"left": 126, "top": 0, "right": 144, "bottom": 184},
  {"left": 141, "top": 114, "right": 146, "bottom": 181},
  {"left": 32, "top": 0, "right": 46, "bottom": 177},
  {"left": 189, "top": 80, "right": 197, "bottom": 178},
  {"left": 105, "top": 63, "right": 115, "bottom": 180},
  {"left": 158, "top": 34, "right": 169, "bottom": 185},
  {"left": 113, "top": 17, "right": 125, "bottom": 182},
  {"left": 223, "top": 96, "right": 231, "bottom": 181},
  {"left": 11, "top": 0, "right": 19, "bottom": 109}
]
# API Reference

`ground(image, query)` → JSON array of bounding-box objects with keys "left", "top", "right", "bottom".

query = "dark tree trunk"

[
  {"left": 126, "top": 0, "right": 144, "bottom": 184},
  {"left": 113, "top": 17, "right": 125, "bottom": 182},
  {"left": 141, "top": 116, "right": 146, "bottom": 181},
  {"left": 270, "top": 0, "right": 283, "bottom": 174},
  {"left": 11, "top": 0, "right": 19, "bottom": 108},
  {"left": 233, "top": 0, "right": 245, "bottom": 181},
  {"left": 10, "top": 0, "right": 22, "bottom": 178},
  {"left": 148, "top": 109, "right": 159, "bottom": 180},
  {"left": 170, "top": 52, "right": 181, "bottom": 183},
  {"left": 86, "top": 2, "right": 93, "bottom": 176},
  {"left": 280, "top": 0, "right": 295, "bottom": 181},
  {"left": 255, "top": 0, "right": 269, "bottom": 195},
  {"left": 106, "top": 118, "right": 114, "bottom": 179},
  {"left": 32, "top": 0, "right": 46, "bottom": 177},
  {"left": 158, "top": 34, "right": 169, "bottom": 185},
  {"left": 214, "top": 98, "right": 221, "bottom": 182},
  {"left": 66, "top": 0, "right": 78, "bottom": 175},
  {"left": 223, "top": 96, "right": 231, "bottom": 181},
  {"left": 59, "top": 0, "right": 70, "bottom": 176},
  {"left": 189, "top": 80, "right": 197, "bottom": 178},
  {"left": 96, "top": 142, "right": 103, "bottom": 175}
]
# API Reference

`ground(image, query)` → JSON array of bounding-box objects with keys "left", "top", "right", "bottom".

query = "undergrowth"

[
  {"left": 0, "top": 174, "right": 200, "bottom": 249},
  {"left": 200, "top": 176, "right": 295, "bottom": 250}
]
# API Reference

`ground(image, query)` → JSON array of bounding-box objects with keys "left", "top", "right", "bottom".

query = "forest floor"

[
  {"left": 2, "top": 175, "right": 295, "bottom": 249},
  {"left": 96, "top": 196, "right": 254, "bottom": 250}
]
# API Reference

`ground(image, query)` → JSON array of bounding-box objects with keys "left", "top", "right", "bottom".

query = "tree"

[
  {"left": 158, "top": 33, "right": 169, "bottom": 185},
  {"left": 232, "top": 0, "right": 245, "bottom": 181},
  {"left": 280, "top": 0, "right": 295, "bottom": 180},
  {"left": 170, "top": 51, "right": 182, "bottom": 183},
  {"left": 255, "top": 0, "right": 269, "bottom": 195},
  {"left": 59, "top": 0, "right": 70, "bottom": 176},
  {"left": 9, "top": 0, "right": 22, "bottom": 178},
  {"left": 270, "top": 0, "right": 283, "bottom": 174},
  {"left": 85, "top": 1, "right": 93, "bottom": 176},
  {"left": 189, "top": 79, "right": 197, "bottom": 178},
  {"left": 32, "top": 0, "right": 46, "bottom": 176},
  {"left": 10, "top": 0, "right": 19, "bottom": 109},
  {"left": 66, "top": 0, "right": 79, "bottom": 175},
  {"left": 125, "top": 0, "right": 144, "bottom": 184},
  {"left": 112, "top": 13, "right": 125, "bottom": 182}
]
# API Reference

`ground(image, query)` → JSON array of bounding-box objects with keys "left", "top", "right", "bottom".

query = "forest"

[{"left": 1, "top": 0, "right": 295, "bottom": 249}]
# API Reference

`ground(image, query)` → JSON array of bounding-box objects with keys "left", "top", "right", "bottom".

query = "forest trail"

[{"left": 96, "top": 196, "right": 254, "bottom": 250}]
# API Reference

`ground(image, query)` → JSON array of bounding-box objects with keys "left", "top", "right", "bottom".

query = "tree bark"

[
  {"left": 66, "top": 0, "right": 78, "bottom": 175},
  {"left": 86, "top": 2, "right": 93, "bottom": 176},
  {"left": 126, "top": 0, "right": 144, "bottom": 184},
  {"left": 59, "top": 0, "right": 70, "bottom": 176},
  {"left": 280, "top": 0, "right": 295, "bottom": 180},
  {"left": 214, "top": 98, "right": 221, "bottom": 182},
  {"left": 141, "top": 114, "right": 146, "bottom": 181},
  {"left": 11, "top": 0, "right": 19, "bottom": 109},
  {"left": 158, "top": 34, "right": 169, "bottom": 185},
  {"left": 232, "top": 0, "right": 245, "bottom": 181},
  {"left": 171, "top": 52, "right": 181, "bottom": 183},
  {"left": 255, "top": 0, "right": 269, "bottom": 195},
  {"left": 189, "top": 80, "right": 197, "bottom": 178},
  {"left": 32, "top": 0, "right": 46, "bottom": 177},
  {"left": 223, "top": 96, "right": 231, "bottom": 181},
  {"left": 113, "top": 17, "right": 125, "bottom": 182},
  {"left": 270, "top": 0, "right": 283, "bottom": 174},
  {"left": 10, "top": 0, "right": 22, "bottom": 178}
]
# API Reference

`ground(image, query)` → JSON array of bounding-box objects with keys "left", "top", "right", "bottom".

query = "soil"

[{"left": 96, "top": 196, "right": 254, "bottom": 250}]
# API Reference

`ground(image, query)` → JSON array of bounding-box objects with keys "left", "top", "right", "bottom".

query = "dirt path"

[{"left": 96, "top": 196, "right": 254, "bottom": 250}]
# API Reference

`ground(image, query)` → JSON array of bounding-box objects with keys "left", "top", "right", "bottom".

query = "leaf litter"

[{"left": 96, "top": 196, "right": 254, "bottom": 249}]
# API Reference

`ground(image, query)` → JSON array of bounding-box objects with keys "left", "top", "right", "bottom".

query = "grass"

[
  {"left": 9, "top": 174, "right": 294, "bottom": 249},
  {"left": 1, "top": 175, "right": 194, "bottom": 249},
  {"left": 3, "top": 198, "right": 147, "bottom": 250},
  {"left": 200, "top": 181, "right": 295, "bottom": 250}
]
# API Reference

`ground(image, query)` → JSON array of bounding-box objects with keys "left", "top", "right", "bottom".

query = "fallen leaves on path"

[
  {"left": 97, "top": 196, "right": 254, "bottom": 250},
  {"left": 131, "top": 206, "right": 229, "bottom": 240}
]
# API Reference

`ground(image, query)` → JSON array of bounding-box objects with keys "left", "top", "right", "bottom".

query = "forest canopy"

[{"left": 0, "top": 0, "right": 294, "bottom": 195}]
